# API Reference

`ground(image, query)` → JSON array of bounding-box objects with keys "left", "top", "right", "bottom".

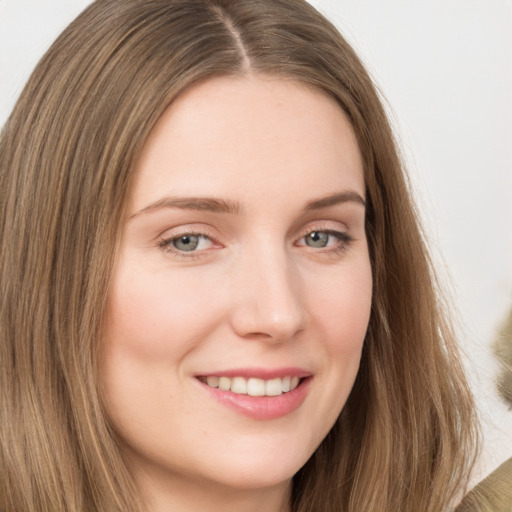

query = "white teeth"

[
  {"left": 231, "top": 377, "right": 247, "bottom": 394},
  {"left": 206, "top": 376, "right": 219, "bottom": 388},
  {"left": 247, "top": 378, "right": 265, "bottom": 396},
  {"left": 202, "top": 375, "right": 302, "bottom": 396},
  {"left": 218, "top": 377, "right": 231, "bottom": 391},
  {"left": 265, "top": 378, "right": 283, "bottom": 396}
]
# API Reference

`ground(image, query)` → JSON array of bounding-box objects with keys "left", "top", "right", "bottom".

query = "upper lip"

[{"left": 195, "top": 367, "right": 311, "bottom": 380}]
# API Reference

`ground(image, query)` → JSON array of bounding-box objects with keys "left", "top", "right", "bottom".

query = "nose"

[{"left": 229, "top": 245, "right": 307, "bottom": 343}]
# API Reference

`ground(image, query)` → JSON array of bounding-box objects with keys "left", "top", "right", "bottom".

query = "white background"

[{"left": 1, "top": 0, "right": 511, "bottom": 482}]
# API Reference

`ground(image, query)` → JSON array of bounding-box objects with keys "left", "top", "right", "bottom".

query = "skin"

[{"left": 100, "top": 75, "right": 373, "bottom": 512}]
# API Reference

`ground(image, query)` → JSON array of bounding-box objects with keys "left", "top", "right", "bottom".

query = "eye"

[
  {"left": 172, "top": 234, "right": 203, "bottom": 252},
  {"left": 304, "top": 231, "right": 330, "bottom": 248},
  {"left": 159, "top": 232, "right": 215, "bottom": 256},
  {"left": 297, "top": 229, "right": 353, "bottom": 253}
]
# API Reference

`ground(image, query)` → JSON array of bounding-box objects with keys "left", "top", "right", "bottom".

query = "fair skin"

[{"left": 100, "top": 75, "right": 372, "bottom": 512}]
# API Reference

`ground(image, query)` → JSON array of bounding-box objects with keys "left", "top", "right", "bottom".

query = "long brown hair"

[{"left": 0, "top": 1, "right": 479, "bottom": 510}]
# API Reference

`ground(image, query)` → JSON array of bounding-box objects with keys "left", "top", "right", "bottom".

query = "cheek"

[
  {"left": 99, "top": 263, "right": 218, "bottom": 441},
  {"left": 295, "top": 260, "right": 372, "bottom": 447},
  {"left": 311, "top": 259, "right": 373, "bottom": 355},
  {"left": 104, "top": 260, "right": 225, "bottom": 360}
]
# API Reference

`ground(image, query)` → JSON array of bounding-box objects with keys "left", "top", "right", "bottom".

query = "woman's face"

[{"left": 101, "top": 76, "right": 372, "bottom": 502}]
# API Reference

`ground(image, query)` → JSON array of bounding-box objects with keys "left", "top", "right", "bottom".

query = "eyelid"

[
  {"left": 294, "top": 220, "right": 350, "bottom": 240},
  {"left": 156, "top": 221, "right": 217, "bottom": 239}
]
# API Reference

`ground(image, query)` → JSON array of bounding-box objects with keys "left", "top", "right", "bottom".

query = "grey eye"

[
  {"left": 305, "top": 231, "right": 329, "bottom": 248},
  {"left": 172, "top": 235, "right": 200, "bottom": 251}
]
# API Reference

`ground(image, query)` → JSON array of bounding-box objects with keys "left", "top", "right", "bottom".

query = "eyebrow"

[
  {"left": 130, "top": 190, "right": 365, "bottom": 219},
  {"left": 130, "top": 197, "right": 243, "bottom": 218},
  {"left": 304, "top": 191, "right": 366, "bottom": 211}
]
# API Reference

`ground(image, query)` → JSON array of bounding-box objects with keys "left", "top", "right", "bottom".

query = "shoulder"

[{"left": 454, "top": 457, "right": 512, "bottom": 512}]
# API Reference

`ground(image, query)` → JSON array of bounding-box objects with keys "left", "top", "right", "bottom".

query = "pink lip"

[
  {"left": 196, "top": 366, "right": 311, "bottom": 380},
  {"left": 195, "top": 368, "right": 312, "bottom": 420}
]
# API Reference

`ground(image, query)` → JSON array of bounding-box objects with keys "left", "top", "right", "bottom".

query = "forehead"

[{"left": 129, "top": 75, "right": 364, "bottom": 212}]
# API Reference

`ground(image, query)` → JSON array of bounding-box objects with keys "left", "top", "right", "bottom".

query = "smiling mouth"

[
  {"left": 198, "top": 375, "right": 302, "bottom": 397},
  {"left": 196, "top": 372, "right": 312, "bottom": 419}
]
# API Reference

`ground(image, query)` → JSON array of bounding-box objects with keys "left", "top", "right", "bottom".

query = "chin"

[{"left": 194, "top": 438, "right": 316, "bottom": 491}]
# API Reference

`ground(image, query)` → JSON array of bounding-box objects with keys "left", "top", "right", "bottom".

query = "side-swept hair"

[{"left": 0, "top": 1, "right": 479, "bottom": 510}]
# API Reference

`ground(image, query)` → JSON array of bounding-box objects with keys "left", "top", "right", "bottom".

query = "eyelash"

[{"left": 158, "top": 227, "right": 353, "bottom": 260}]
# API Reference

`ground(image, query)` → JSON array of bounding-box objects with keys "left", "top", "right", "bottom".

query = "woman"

[{"left": 0, "top": 1, "right": 479, "bottom": 511}]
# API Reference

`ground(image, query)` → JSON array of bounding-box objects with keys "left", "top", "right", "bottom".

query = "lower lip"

[{"left": 198, "top": 377, "right": 312, "bottom": 420}]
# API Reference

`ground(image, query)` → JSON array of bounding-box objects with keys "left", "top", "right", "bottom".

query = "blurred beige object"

[
  {"left": 494, "top": 307, "right": 512, "bottom": 407},
  {"left": 454, "top": 309, "right": 512, "bottom": 511},
  {"left": 454, "top": 457, "right": 512, "bottom": 512},
  {"left": 455, "top": 310, "right": 512, "bottom": 512}
]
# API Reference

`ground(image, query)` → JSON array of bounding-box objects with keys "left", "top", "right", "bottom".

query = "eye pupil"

[
  {"left": 306, "top": 231, "right": 329, "bottom": 248},
  {"left": 173, "top": 235, "right": 199, "bottom": 251}
]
